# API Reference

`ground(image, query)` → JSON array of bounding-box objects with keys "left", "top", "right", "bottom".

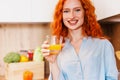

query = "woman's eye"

[
  {"left": 75, "top": 9, "right": 80, "bottom": 12},
  {"left": 63, "top": 10, "right": 69, "bottom": 13}
]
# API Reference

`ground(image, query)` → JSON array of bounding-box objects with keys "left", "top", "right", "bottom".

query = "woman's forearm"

[{"left": 50, "top": 60, "right": 60, "bottom": 80}]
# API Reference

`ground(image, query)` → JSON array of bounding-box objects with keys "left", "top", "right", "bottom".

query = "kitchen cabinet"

[
  {"left": 0, "top": 0, "right": 120, "bottom": 22},
  {"left": 31, "top": 0, "right": 58, "bottom": 22},
  {"left": 0, "top": 0, "right": 31, "bottom": 22},
  {"left": 92, "top": 0, "right": 120, "bottom": 20},
  {"left": 0, "top": 0, "right": 58, "bottom": 22}
]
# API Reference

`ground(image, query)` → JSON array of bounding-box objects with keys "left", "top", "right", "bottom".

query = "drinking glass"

[{"left": 46, "top": 35, "right": 63, "bottom": 55}]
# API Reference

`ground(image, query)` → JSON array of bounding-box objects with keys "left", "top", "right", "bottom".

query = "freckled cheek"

[
  {"left": 62, "top": 16, "right": 68, "bottom": 24},
  {"left": 78, "top": 14, "right": 84, "bottom": 21},
  {"left": 63, "top": 19, "right": 68, "bottom": 26},
  {"left": 63, "top": 14, "right": 70, "bottom": 20},
  {"left": 77, "top": 13, "right": 84, "bottom": 17}
]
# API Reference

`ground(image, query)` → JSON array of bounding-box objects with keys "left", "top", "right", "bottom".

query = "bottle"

[
  {"left": 19, "top": 50, "right": 28, "bottom": 56},
  {"left": 27, "top": 49, "right": 34, "bottom": 61},
  {"left": 19, "top": 50, "right": 29, "bottom": 62},
  {"left": 33, "top": 47, "right": 43, "bottom": 62}
]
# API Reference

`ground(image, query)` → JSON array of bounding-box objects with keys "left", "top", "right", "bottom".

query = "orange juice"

[{"left": 49, "top": 44, "right": 62, "bottom": 54}]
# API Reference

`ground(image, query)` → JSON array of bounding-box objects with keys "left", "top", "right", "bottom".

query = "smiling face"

[{"left": 62, "top": 0, "right": 84, "bottom": 30}]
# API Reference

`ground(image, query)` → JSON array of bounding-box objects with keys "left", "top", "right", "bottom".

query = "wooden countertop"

[{"left": 0, "top": 75, "right": 48, "bottom": 80}]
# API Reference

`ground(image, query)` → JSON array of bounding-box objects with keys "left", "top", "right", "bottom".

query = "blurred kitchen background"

[{"left": 0, "top": 0, "right": 120, "bottom": 79}]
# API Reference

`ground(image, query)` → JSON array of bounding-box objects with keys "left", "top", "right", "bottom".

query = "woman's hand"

[{"left": 41, "top": 40, "right": 57, "bottom": 63}]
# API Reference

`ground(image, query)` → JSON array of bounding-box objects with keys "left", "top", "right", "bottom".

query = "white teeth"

[
  {"left": 68, "top": 20, "right": 78, "bottom": 25},
  {"left": 69, "top": 21, "right": 77, "bottom": 24}
]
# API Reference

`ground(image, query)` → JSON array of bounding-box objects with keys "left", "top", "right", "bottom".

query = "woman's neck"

[{"left": 68, "top": 28, "right": 84, "bottom": 42}]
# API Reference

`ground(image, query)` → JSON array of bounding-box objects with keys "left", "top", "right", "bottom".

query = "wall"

[
  {"left": 0, "top": 23, "right": 51, "bottom": 76},
  {"left": 100, "top": 22, "right": 120, "bottom": 71}
]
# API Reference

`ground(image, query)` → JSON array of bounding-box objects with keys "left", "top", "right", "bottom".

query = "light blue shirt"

[{"left": 49, "top": 37, "right": 118, "bottom": 80}]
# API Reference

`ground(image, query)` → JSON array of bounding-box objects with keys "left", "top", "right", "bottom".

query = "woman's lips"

[{"left": 68, "top": 20, "right": 78, "bottom": 25}]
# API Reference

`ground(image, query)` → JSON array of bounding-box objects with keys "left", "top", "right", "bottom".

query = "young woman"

[{"left": 41, "top": 0, "right": 118, "bottom": 80}]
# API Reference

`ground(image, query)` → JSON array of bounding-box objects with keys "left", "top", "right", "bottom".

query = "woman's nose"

[{"left": 69, "top": 11, "right": 75, "bottom": 19}]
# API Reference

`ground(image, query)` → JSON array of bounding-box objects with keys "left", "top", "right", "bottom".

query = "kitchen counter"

[
  {"left": 1, "top": 74, "right": 120, "bottom": 80},
  {"left": 0, "top": 75, "right": 48, "bottom": 80}
]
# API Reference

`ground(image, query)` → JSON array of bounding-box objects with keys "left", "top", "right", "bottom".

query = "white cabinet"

[
  {"left": 1, "top": 0, "right": 119, "bottom": 22},
  {"left": 31, "top": 0, "right": 58, "bottom": 22},
  {"left": 92, "top": 0, "right": 120, "bottom": 20},
  {"left": 0, "top": 0, "right": 31, "bottom": 22},
  {"left": 0, "top": 0, "right": 58, "bottom": 22}
]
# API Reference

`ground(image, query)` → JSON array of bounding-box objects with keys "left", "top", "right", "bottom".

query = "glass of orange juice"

[{"left": 46, "top": 35, "right": 63, "bottom": 55}]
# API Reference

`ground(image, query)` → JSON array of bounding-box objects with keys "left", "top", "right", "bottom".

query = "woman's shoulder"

[
  {"left": 87, "top": 36, "right": 108, "bottom": 41},
  {"left": 86, "top": 36, "right": 112, "bottom": 45}
]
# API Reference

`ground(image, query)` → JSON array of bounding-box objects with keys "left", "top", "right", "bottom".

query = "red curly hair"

[{"left": 50, "top": 0, "right": 104, "bottom": 38}]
